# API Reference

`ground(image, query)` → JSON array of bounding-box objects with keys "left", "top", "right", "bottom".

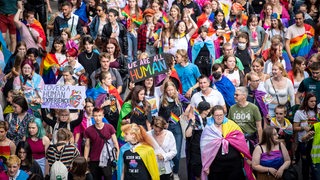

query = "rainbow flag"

[
  {"left": 170, "top": 112, "right": 180, "bottom": 123},
  {"left": 289, "top": 24, "right": 314, "bottom": 58},
  {"left": 135, "top": 106, "right": 144, "bottom": 115},
  {"left": 40, "top": 53, "right": 59, "bottom": 84},
  {"left": 30, "top": 20, "right": 46, "bottom": 50},
  {"left": 194, "top": 109, "right": 200, "bottom": 116},
  {"left": 122, "top": 6, "right": 143, "bottom": 27},
  {"left": 161, "top": 14, "right": 168, "bottom": 24}
]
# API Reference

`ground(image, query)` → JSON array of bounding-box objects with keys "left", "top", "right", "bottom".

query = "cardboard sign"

[
  {"left": 42, "top": 85, "right": 86, "bottom": 109},
  {"left": 128, "top": 54, "right": 168, "bottom": 83}
]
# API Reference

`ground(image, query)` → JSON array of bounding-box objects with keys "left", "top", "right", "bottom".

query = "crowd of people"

[{"left": 0, "top": 0, "right": 320, "bottom": 179}]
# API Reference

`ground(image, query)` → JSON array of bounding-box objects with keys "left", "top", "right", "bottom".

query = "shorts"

[{"left": 0, "top": 14, "right": 16, "bottom": 34}]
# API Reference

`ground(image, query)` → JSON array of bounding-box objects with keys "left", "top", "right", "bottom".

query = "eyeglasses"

[{"left": 214, "top": 114, "right": 224, "bottom": 118}]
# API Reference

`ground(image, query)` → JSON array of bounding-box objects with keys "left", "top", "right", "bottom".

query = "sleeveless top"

[
  {"left": 259, "top": 144, "right": 284, "bottom": 169},
  {"left": 0, "top": 141, "right": 11, "bottom": 160},
  {"left": 27, "top": 138, "right": 45, "bottom": 159}
]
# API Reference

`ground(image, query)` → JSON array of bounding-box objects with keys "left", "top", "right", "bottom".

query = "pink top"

[{"left": 27, "top": 138, "right": 45, "bottom": 159}]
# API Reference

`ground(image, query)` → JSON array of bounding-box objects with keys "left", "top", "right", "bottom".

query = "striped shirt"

[{"left": 46, "top": 144, "right": 80, "bottom": 170}]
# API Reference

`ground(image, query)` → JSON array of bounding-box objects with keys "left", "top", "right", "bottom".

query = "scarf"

[{"left": 175, "top": 32, "right": 186, "bottom": 39}]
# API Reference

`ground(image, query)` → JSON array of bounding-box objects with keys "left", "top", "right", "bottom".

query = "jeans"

[
  {"left": 312, "top": 163, "right": 320, "bottom": 180},
  {"left": 89, "top": 161, "right": 112, "bottom": 180},
  {"left": 297, "top": 142, "right": 312, "bottom": 180},
  {"left": 168, "top": 122, "right": 182, "bottom": 174},
  {"left": 127, "top": 32, "right": 137, "bottom": 63}
]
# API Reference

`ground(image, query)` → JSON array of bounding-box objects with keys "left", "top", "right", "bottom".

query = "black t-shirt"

[
  {"left": 235, "top": 47, "right": 252, "bottom": 74},
  {"left": 210, "top": 144, "right": 243, "bottom": 173},
  {"left": 123, "top": 150, "right": 151, "bottom": 180},
  {"left": 129, "top": 105, "right": 152, "bottom": 131},
  {"left": 186, "top": 116, "right": 207, "bottom": 165},
  {"left": 78, "top": 52, "right": 100, "bottom": 76},
  {"left": 198, "top": 44, "right": 210, "bottom": 57}
]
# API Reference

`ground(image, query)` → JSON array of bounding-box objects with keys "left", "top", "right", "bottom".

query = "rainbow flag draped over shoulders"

[
  {"left": 40, "top": 53, "right": 58, "bottom": 84},
  {"left": 289, "top": 24, "right": 314, "bottom": 58},
  {"left": 200, "top": 118, "right": 255, "bottom": 180},
  {"left": 116, "top": 101, "right": 133, "bottom": 145},
  {"left": 122, "top": 5, "right": 143, "bottom": 27},
  {"left": 117, "top": 143, "right": 160, "bottom": 180},
  {"left": 29, "top": 19, "right": 46, "bottom": 50}
]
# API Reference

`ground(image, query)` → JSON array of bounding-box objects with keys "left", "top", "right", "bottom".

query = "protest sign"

[
  {"left": 128, "top": 54, "right": 168, "bottom": 83},
  {"left": 42, "top": 85, "right": 86, "bottom": 109}
]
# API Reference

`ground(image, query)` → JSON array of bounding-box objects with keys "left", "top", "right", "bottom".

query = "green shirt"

[
  {"left": 214, "top": 55, "right": 245, "bottom": 71},
  {"left": 228, "top": 102, "right": 261, "bottom": 134},
  {"left": 0, "top": 0, "right": 18, "bottom": 15}
]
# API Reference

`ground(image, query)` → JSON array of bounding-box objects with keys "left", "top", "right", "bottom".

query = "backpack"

[
  {"left": 102, "top": 93, "right": 119, "bottom": 130},
  {"left": 50, "top": 145, "right": 68, "bottom": 180}
]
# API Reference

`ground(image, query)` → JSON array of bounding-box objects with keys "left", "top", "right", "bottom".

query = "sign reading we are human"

[
  {"left": 128, "top": 54, "right": 168, "bottom": 83},
  {"left": 42, "top": 85, "right": 86, "bottom": 109}
]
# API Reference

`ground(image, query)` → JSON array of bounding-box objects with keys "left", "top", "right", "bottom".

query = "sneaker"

[{"left": 173, "top": 174, "right": 180, "bottom": 180}]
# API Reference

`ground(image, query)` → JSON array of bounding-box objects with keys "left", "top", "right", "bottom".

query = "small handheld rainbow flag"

[
  {"left": 161, "top": 15, "right": 168, "bottom": 24},
  {"left": 170, "top": 112, "right": 180, "bottom": 123},
  {"left": 194, "top": 109, "right": 200, "bottom": 116},
  {"left": 135, "top": 106, "right": 144, "bottom": 115}
]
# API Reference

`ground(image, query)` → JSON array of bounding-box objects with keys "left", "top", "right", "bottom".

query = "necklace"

[{"left": 85, "top": 52, "right": 94, "bottom": 60}]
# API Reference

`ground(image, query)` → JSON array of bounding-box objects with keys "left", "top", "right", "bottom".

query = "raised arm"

[{"left": 14, "top": 9, "right": 23, "bottom": 29}]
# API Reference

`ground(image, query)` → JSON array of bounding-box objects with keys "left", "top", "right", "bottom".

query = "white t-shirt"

[
  {"left": 145, "top": 87, "right": 162, "bottom": 116},
  {"left": 168, "top": 34, "right": 190, "bottom": 55},
  {"left": 293, "top": 110, "right": 316, "bottom": 142},
  {"left": 190, "top": 88, "right": 225, "bottom": 108}
]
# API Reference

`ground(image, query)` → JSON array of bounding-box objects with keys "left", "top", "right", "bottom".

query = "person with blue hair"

[{"left": 25, "top": 118, "right": 50, "bottom": 176}]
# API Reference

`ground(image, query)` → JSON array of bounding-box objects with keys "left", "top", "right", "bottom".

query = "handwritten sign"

[
  {"left": 42, "top": 85, "right": 86, "bottom": 109},
  {"left": 128, "top": 54, "right": 168, "bottom": 83}
]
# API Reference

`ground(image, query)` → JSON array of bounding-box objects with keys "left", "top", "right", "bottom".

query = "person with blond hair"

[
  {"left": 118, "top": 123, "right": 159, "bottom": 180},
  {"left": 264, "top": 62, "right": 295, "bottom": 117},
  {"left": 6, "top": 155, "right": 29, "bottom": 179},
  {"left": 174, "top": 49, "right": 200, "bottom": 98}
]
